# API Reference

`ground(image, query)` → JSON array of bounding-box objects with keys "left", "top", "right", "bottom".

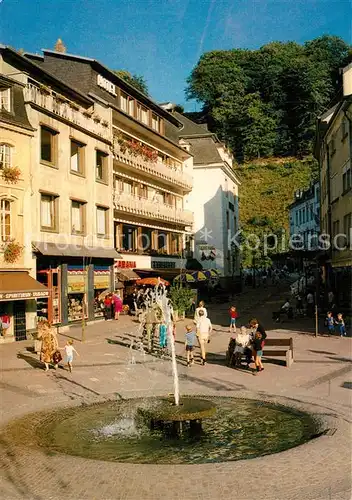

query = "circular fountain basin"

[{"left": 5, "top": 396, "right": 319, "bottom": 465}]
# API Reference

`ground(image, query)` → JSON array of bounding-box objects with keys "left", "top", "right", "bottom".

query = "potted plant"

[
  {"left": 101, "top": 119, "right": 109, "bottom": 127},
  {"left": 168, "top": 285, "right": 194, "bottom": 321},
  {"left": 3, "top": 240, "right": 23, "bottom": 263},
  {"left": 82, "top": 108, "right": 94, "bottom": 117},
  {"left": 1, "top": 165, "right": 21, "bottom": 184},
  {"left": 93, "top": 114, "right": 101, "bottom": 123}
]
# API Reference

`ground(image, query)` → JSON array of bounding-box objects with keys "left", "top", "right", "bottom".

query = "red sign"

[{"left": 116, "top": 261, "right": 136, "bottom": 269}]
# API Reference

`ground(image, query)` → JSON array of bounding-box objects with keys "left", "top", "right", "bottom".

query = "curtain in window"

[
  {"left": 41, "top": 196, "right": 52, "bottom": 227},
  {"left": 72, "top": 202, "right": 81, "bottom": 232},
  {"left": 97, "top": 208, "right": 106, "bottom": 234},
  {"left": 0, "top": 144, "right": 12, "bottom": 168}
]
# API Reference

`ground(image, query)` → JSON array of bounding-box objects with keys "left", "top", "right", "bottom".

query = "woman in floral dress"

[{"left": 38, "top": 321, "right": 60, "bottom": 371}]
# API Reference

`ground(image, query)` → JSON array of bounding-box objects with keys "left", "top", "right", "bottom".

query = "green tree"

[{"left": 113, "top": 70, "right": 149, "bottom": 95}]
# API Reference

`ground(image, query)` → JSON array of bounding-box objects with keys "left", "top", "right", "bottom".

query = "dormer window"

[
  {"left": 0, "top": 144, "right": 12, "bottom": 169},
  {"left": 152, "top": 113, "right": 160, "bottom": 132},
  {"left": 0, "top": 88, "right": 11, "bottom": 112},
  {"left": 137, "top": 103, "right": 149, "bottom": 125}
]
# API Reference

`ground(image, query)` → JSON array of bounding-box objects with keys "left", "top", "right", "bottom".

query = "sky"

[{"left": 0, "top": 0, "right": 351, "bottom": 110}]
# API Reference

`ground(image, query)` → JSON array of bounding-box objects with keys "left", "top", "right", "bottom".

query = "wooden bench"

[{"left": 263, "top": 338, "right": 294, "bottom": 367}]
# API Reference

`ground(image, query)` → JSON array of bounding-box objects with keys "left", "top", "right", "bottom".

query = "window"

[
  {"left": 71, "top": 200, "right": 86, "bottom": 234},
  {"left": 40, "top": 194, "right": 58, "bottom": 231},
  {"left": 96, "top": 206, "right": 108, "bottom": 237},
  {"left": 151, "top": 113, "right": 160, "bottom": 132},
  {"left": 123, "top": 180, "right": 133, "bottom": 194},
  {"left": 120, "top": 92, "right": 128, "bottom": 113},
  {"left": 40, "top": 126, "right": 57, "bottom": 165},
  {"left": 128, "top": 97, "right": 135, "bottom": 117},
  {"left": 341, "top": 118, "right": 348, "bottom": 139},
  {"left": 0, "top": 144, "right": 12, "bottom": 169},
  {"left": 295, "top": 211, "right": 299, "bottom": 226},
  {"left": 342, "top": 163, "right": 351, "bottom": 193},
  {"left": 137, "top": 103, "right": 148, "bottom": 125},
  {"left": 96, "top": 150, "right": 108, "bottom": 181},
  {"left": 0, "top": 88, "right": 11, "bottom": 112},
  {"left": 70, "top": 139, "right": 85, "bottom": 174},
  {"left": 343, "top": 213, "right": 351, "bottom": 245},
  {"left": 0, "top": 199, "right": 11, "bottom": 242},
  {"left": 331, "top": 173, "right": 339, "bottom": 201}
]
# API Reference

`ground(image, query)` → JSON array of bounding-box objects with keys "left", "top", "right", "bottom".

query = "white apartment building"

[
  {"left": 289, "top": 181, "right": 320, "bottom": 250},
  {"left": 163, "top": 107, "right": 241, "bottom": 277}
]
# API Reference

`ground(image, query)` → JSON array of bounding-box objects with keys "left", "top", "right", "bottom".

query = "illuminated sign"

[{"left": 97, "top": 74, "right": 117, "bottom": 96}]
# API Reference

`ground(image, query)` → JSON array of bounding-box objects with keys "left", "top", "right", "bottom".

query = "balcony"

[
  {"left": 113, "top": 190, "right": 193, "bottom": 226},
  {"left": 24, "top": 84, "right": 110, "bottom": 141},
  {"left": 112, "top": 140, "right": 193, "bottom": 190}
]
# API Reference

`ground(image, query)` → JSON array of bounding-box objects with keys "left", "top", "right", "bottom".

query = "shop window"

[
  {"left": 137, "top": 103, "right": 149, "bottom": 125},
  {"left": 70, "top": 139, "right": 85, "bottom": 174},
  {"left": 40, "top": 126, "right": 57, "bottom": 165},
  {"left": 0, "top": 199, "right": 11, "bottom": 242},
  {"left": 0, "top": 143, "right": 12, "bottom": 169},
  {"left": 40, "top": 193, "right": 58, "bottom": 232},
  {"left": 71, "top": 200, "right": 86, "bottom": 235},
  {"left": 96, "top": 206, "right": 108, "bottom": 237},
  {"left": 96, "top": 150, "right": 108, "bottom": 182},
  {"left": 0, "top": 87, "right": 11, "bottom": 112}
]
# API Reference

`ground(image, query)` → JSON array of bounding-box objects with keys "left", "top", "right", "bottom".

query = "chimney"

[{"left": 54, "top": 38, "right": 67, "bottom": 53}]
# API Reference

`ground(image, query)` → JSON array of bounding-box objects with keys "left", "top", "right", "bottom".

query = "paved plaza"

[{"left": 0, "top": 289, "right": 351, "bottom": 500}]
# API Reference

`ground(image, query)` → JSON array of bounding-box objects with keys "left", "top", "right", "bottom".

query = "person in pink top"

[{"left": 112, "top": 291, "right": 123, "bottom": 320}]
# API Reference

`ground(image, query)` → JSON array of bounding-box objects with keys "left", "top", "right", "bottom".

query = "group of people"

[
  {"left": 326, "top": 311, "right": 346, "bottom": 337},
  {"left": 227, "top": 307, "right": 267, "bottom": 373},
  {"left": 99, "top": 291, "right": 123, "bottom": 321},
  {"left": 36, "top": 320, "right": 79, "bottom": 372}
]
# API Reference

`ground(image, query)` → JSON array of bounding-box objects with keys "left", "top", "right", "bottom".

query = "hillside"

[{"left": 236, "top": 157, "right": 317, "bottom": 267}]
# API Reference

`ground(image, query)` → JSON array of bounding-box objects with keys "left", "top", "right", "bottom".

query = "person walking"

[
  {"left": 307, "top": 291, "right": 314, "bottom": 317},
  {"left": 37, "top": 321, "right": 60, "bottom": 371},
  {"left": 112, "top": 291, "right": 123, "bottom": 320},
  {"left": 185, "top": 324, "right": 197, "bottom": 367},
  {"left": 196, "top": 309, "right": 212, "bottom": 365},
  {"left": 194, "top": 301, "right": 207, "bottom": 322},
  {"left": 145, "top": 306, "right": 159, "bottom": 353},
  {"left": 61, "top": 339, "right": 79, "bottom": 372}
]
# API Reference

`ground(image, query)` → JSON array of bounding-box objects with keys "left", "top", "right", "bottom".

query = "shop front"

[
  {"left": 33, "top": 242, "right": 120, "bottom": 326},
  {"left": 0, "top": 271, "right": 49, "bottom": 342}
]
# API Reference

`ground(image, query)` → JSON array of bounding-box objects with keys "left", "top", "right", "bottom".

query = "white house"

[
  {"left": 289, "top": 181, "right": 320, "bottom": 250},
  {"left": 162, "top": 106, "right": 241, "bottom": 277}
]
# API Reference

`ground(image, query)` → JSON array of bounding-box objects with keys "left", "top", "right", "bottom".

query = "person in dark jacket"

[
  {"left": 249, "top": 319, "right": 267, "bottom": 341},
  {"left": 252, "top": 331, "right": 264, "bottom": 373}
]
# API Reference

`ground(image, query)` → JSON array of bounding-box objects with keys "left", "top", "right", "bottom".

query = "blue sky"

[{"left": 0, "top": 0, "right": 351, "bottom": 110}]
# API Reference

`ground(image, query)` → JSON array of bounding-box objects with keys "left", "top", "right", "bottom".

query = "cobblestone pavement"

[{"left": 0, "top": 287, "right": 351, "bottom": 500}]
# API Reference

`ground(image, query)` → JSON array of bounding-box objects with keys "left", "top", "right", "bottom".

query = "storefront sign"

[
  {"left": 97, "top": 74, "right": 117, "bottom": 96},
  {"left": 0, "top": 291, "right": 49, "bottom": 301},
  {"left": 67, "top": 274, "right": 85, "bottom": 294},
  {"left": 116, "top": 261, "right": 136, "bottom": 269},
  {"left": 151, "top": 261, "right": 176, "bottom": 269},
  {"left": 94, "top": 274, "right": 110, "bottom": 290}
]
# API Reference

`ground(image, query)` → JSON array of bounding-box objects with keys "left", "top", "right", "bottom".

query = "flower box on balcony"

[
  {"left": 55, "top": 94, "right": 68, "bottom": 104},
  {"left": 69, "top": 102, "right": 80, "bottom": 111},
  {"left": 39, "top": 85, "right": 51, "bottom": 95},
  {"left": 82, "top": 109, "right": 94, "bottom": 117},
  {"left": 93, "top": 114, "right": 101, "bottom": 123},
  {"left": 101, "top": 119, "right": 109, "bottom": 127}
]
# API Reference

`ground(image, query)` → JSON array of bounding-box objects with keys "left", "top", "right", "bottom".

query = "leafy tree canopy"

[
  {"left": 113, "top": 70, "right": 149, "bottom": 95},
  {"left": 186, "top": 35, "right": 351, "bottom": 161}
]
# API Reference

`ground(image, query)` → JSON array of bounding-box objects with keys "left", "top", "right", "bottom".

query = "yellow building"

[
  {"left": 316, "top": 62, "right": 352, "bottom": 310},
  {"left": 25, "top": 47, "right": 194, "bottom": 281},
  {"left": 1, "top": 46, "right": 120, "bottom": 336}
]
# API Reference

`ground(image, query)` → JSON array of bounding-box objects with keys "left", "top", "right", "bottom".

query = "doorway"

[{"left": 13, "top": 301, "right": 26, "bottom": 341}]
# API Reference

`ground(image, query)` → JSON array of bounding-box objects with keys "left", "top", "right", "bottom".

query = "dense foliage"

[
  {"left": 236, "top": 157, "right": 317, "bottom": 267},
  {"left": 113, "top": 70, "right": 149, "bottom": 95},
  {"left": 186, "top": 36, "right": 351, "bottom": 161}
]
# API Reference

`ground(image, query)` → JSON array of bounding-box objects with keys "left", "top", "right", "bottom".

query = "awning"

[
  {"left": 116, "top": 269, "right": 140, "bottom": 281},
  {"left": 0, "top": 271, "right": 49, "bottom": 302},
  {"left": 32, "top": 242, "right": 121, "bottom": 259},
  {"left": 331, "top": 259, "right": 352, "bottom": 268}
]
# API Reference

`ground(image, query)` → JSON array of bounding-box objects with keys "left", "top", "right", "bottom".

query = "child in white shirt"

[{"left": 62, "top": 340, "right": 79, "bottom": 372}]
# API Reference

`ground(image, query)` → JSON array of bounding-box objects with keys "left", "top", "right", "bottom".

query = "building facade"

[
  {"left": 315, "top": 62, "right": 352, "bottom": 310},
  {"left": 0, "top": 54, "right": 49, "bottom": 342},
  {"left": 1, "top": 46, "right": 120, "bottom": 335},
  {"left": 163, "top": 106, "right": 240, "bottom": 277},
  {"left": 26, "top": 48, "right": 194, "bottom": 280},
  {"left": 289, "top": 181, "right": 320, "bottom": 250}
]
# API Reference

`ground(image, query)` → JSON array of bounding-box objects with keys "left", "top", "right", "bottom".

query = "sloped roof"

[
  {"left": 188, "top": 137, "right": 222, "bottom": 164},
  {"left": 173, "top": 111, "right": 211, "bottom": 136}
]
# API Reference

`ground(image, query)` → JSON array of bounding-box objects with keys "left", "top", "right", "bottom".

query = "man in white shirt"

[{"left": 196, "top": 310, "right": 212, "bottom": 365}]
